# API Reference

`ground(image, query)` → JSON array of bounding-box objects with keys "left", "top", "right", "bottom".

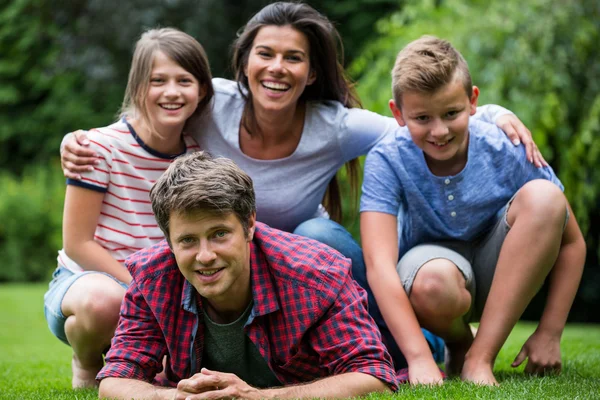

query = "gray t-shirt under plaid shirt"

[{"left": 202, "top": 301, "right": 281, "bottom": 388}]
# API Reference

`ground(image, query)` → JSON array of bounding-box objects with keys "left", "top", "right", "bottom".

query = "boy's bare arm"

[
  {"left": 512, "top": 202, "right": 586, "bottom": 373},
  {"left": 361, "top": 211, "right": 443, "bottom": 385}
]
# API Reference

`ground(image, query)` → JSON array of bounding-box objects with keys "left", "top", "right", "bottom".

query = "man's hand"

[
  {"left": 511, "top": 328, "right": 562, "bottom": 375},
  {"left": 173, "top": 368, "right": 265, "bottom": 400},
  {"left": 408, "top": 357, "right": 444, "bottom": 386},
  {"left": 61, "top": 130, "right": 99, "bottom": 179},
  {"left": 495, "top": 114, "right": 548, "bottom": 168}
]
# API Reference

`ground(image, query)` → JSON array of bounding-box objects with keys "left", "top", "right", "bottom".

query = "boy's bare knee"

[
  {"left": 510, "top": 180, "right": 566, "bottom": 225},
  {"left": 411, "top": 259, "right": 469, "bottom": 318}
]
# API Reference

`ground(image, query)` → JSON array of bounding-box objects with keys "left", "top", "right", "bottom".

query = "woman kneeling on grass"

[{"left": 43, "top": 28, "right": 213, "bottom": 388}]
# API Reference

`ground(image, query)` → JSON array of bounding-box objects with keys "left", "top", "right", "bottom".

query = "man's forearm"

[
  {"left": 261, "top": 372, "right": 391, "bottom": 399},
  {"left": 99, "top": 377, "right": 176, "bottom": 400}
]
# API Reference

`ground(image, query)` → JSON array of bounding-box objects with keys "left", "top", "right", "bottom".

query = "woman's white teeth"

[
  {"left": 262, "top": 82, "right": 289, "bottom": 91},
  {"left": 161, "top": 104, "right": 183, "bottom": 109}
]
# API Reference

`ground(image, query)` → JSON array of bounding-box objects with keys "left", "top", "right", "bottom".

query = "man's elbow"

[{"left": 98, "top": 378, "right": 117, "bottom": 399}]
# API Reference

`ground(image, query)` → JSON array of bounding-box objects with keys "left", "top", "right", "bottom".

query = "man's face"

[{"left": 169, "top": 210, "right": 255, "bottom": 314}]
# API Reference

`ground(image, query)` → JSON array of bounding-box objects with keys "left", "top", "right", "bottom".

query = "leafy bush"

[{"left": 0, "top": 163, "right": 65, "bottom": 282}]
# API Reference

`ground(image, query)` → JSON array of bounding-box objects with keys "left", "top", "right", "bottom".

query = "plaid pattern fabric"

[{"left": 98, "top": 222, "right": 399, "bottom": 391}]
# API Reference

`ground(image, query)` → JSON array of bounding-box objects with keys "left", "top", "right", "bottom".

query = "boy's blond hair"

[{"left": 391, "top": 35, "right": 472, "bottom": 106}]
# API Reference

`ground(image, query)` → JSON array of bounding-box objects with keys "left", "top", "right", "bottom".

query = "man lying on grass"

[{"left": 97, "top": 151, "right": 398, "bottom": 399}]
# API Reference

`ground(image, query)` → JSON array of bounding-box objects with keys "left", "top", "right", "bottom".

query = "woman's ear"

[{"left": 307, "top": 69, "right": 316, "bottom": 86}]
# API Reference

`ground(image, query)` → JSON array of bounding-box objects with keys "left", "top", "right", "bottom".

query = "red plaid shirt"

[{"left": 97, "top": 222, "right": 398, "bottom": 390}]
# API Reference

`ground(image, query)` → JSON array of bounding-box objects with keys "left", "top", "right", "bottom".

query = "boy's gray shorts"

[{"left": 397, "top": 198, "right": 568, "bottom": 322}]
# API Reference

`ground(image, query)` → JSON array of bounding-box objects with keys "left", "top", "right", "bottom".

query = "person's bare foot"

[
  {"left": 461, "top": 358, "right": 499, "bottom": 386},
  {"left": 71, "top": 354, "right": 101, "bottom": 389}
]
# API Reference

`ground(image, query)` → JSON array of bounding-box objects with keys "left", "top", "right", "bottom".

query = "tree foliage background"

[{"left": 1, "top": 0, "right": 598, "bottom": 321}]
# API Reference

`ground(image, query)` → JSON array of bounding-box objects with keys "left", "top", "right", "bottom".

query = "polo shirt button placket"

[{"left": 451, "top": 211, "right": 457, "bottom": 218}]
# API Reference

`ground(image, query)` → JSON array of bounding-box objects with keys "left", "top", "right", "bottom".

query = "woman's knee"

[
  {"left": 294, "top": 218, "right": 363, "bottom": 264},
  {"left": 294, "top": 218, "right": 347, "bottom": 242}
]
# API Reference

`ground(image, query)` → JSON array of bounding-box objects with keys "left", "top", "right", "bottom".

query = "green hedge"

[{"left": 0, "top": 163, "right": 64, "bottom": 282}]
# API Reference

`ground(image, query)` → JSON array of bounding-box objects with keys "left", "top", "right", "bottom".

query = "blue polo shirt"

[{"left": 360, "top": 119, "right": 563, "bottom": 259}]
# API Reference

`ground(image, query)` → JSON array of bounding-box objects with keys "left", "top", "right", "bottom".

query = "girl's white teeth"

[
  {"left": 161, "top": 104, "right": 183, "bottom": 109},
  {"left": 262, "top": 82, "right": 289, "bottom": 91}
]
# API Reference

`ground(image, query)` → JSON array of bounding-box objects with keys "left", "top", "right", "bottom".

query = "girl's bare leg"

[{"left": 62, "top": 274, "right": 125, "bottom": 388}]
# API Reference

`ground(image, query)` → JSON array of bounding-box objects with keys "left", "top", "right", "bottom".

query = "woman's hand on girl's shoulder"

[{"left": 61, "top": 130, "right": 99, "bottom": 179}]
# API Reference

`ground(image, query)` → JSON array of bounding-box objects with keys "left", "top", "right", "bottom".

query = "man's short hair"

[
  {"left": 150, "top": 152, "right": 256, "bottom": 244},
  {"left": 391, "top": 35, "right": 472, "bottom": 106}
]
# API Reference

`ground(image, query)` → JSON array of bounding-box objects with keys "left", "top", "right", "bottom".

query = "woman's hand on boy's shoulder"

[{"left": 496, "top": 114, "right": 548, "bottom": 168}]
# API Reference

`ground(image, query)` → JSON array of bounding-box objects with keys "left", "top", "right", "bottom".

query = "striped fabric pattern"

[{"left": 58, "top": 118, "right": 200, "bottom": 273}]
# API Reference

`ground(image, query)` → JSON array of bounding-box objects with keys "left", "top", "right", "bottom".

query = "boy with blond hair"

[{"left": 358, "top": 35, "right": 586, "bottom": 385}]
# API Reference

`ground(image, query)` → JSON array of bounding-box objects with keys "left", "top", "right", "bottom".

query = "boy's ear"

[
  {"left": 389, "top": 99, "right": 407, "bottom": 126},
  {"left": 469, "top": 86, "right": 480, "bottom": 116}
]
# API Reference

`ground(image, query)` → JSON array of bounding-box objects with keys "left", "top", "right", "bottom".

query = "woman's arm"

[
  {"left": 60, "top": 130, "right": 100, "bottom": 180},
  {"left": 475, "top": 105, "right": 547, "bottom": 167},
  {"left": 361, "top": 211, "right": 443, "bottom": 385},
  {"left": 341, "top": 104, "right": 545, "bottom": 166},
  {"left": 63, "top": 184, "right": 132, "bottom": 284}
]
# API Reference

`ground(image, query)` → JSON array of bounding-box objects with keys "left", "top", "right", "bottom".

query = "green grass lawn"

[{"left": 1, "top": 284, "right": 599, "bottom": 399}]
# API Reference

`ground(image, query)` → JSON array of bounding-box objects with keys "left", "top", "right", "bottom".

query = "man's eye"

[
  {"left": 214, "top": 231, "right": 227, "bottom": 239},
  {"left": 180, "top": 237, "right": 195, "bottom": 244}
]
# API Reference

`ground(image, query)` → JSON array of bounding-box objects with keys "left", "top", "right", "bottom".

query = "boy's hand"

[
  {"left": 511, "top": 329, "right": 562, "bottom": 375},
  {"left": 61, "top": 130, "right": 98, "bottom": 180},
  {"left": 408, "top": 358, "right": 444, "bottom": 386},
  {"left": 495, "top": 114, "right": 548, "bottom": 168}
]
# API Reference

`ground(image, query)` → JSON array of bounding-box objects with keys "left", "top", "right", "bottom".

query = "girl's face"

[
  {"left": 143, "top": 50, "right": 204, "bottom": 135},
  {"left": 244, "top": 25, "right": 316, "bottom": 115}
]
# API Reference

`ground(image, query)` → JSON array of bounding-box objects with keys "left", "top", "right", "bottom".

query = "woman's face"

[{"left": 244, "top": 25, "right": 316, "bottom": 115}]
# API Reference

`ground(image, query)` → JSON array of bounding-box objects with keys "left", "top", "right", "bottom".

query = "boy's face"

[
  {"left": 168, "top": 210, "right": 255, "bottom": 316},
  {"left": 390, "top": 79, "right": 479, "bottom": 174}
]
